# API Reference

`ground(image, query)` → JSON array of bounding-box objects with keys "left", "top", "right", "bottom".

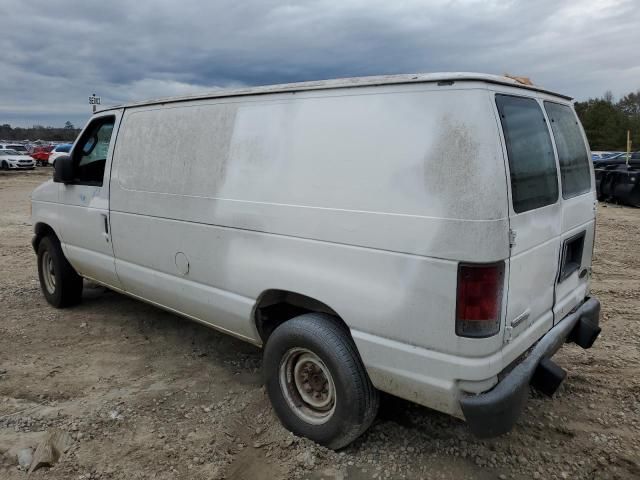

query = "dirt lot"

[{"left": 0, "top": 169, "right": 639, "bottom": 480}]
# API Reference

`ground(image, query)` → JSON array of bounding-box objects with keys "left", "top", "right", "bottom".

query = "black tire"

[
  {"left": 600, "top": 172, "right": 613, "bottom": 200},
  {"left": 263, "top": 313, "right": 379, "bottom": 449},
  {"left": 37, "top": 235, "right": 83, "bottom": 308},
  {"left": 1, "top": 161, "right": 7, "bottom": 170},
  {"left": 595, "top": 172, "right": 604, "bottom": 200}
]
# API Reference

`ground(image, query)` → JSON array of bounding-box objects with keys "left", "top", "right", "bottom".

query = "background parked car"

[
  {"left": 30, "top": 145, "right": 53, "bottom": 166},
  {"left": 594, "top": 151, "right": 640, "bottom": 206},
  {"left": 602, "top": 152, "right": 625, "bottom": 161},
  {"left": 0, "top": 149, "right": 36, "bottom": 170},
  {"left": 0, "top": 143, "right": 29, "bottom": 153},
  {"left": 48, "top": 143, "right": 73, "bottom": 166},
  {"left": 592, "top": 151, "right": 624, "bottom": 162},
  {"left": 593, "top": 151, "right": 637, "bottom": 168}
]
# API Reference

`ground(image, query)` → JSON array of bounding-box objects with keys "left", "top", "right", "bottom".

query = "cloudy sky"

[{"left": 2, "top": 0, "right": 639, "bottom": 128}]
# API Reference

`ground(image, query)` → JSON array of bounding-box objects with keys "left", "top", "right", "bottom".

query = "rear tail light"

[{"left": 456, "top": 262, "right": 505, "bottom": 338}]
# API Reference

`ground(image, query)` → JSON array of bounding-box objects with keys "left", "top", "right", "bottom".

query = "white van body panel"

[
  {"left": 31, "top": 180, "right": 64, "bottom": 243},
  {"left": 553, "top": 196, "right": 595, "bottom": 321},
  {"left": 489, "top": 85, "right": 596, "bottom": 346},
  {"left": 31, "top": 75, "right": 596, "bottom": 420},
  {"left": 108, "top": 85, "right": 509, "bottom": 356},
  {"left": 55, "top": 111, "right": 123, "bottom": 288}
]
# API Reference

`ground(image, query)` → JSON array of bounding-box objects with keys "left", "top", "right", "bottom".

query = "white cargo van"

[{"left": 31, "top": 73, "right": 601, "bottom": 448}]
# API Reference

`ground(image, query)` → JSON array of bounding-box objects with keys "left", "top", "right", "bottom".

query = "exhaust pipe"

[
  {"left": 531, "top": 357, "right": 566, "bottom": 397},
  {"left": 568, "top": 317, "right": 601, "bottom": 349}
]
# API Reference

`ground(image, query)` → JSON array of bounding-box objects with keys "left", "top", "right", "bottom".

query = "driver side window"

[{"left": 73, "top": 116, "right": 115, "bottom": 186}]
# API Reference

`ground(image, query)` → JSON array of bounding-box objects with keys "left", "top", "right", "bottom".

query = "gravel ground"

[{"left": 0, "top": 169, "right": 639, "bottom": 479}]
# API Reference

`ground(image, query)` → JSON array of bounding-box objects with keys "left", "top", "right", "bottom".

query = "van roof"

[{"left": 101, "top": 72, "right": 572, "bottom": 112}]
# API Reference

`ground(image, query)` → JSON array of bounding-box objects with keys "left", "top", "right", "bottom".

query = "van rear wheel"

[
  {"left": 263, "top": 313, "right": 379, "bottom": 449},
  {"left": 37, "top": 235, "right": 83, "bottom": 308}
]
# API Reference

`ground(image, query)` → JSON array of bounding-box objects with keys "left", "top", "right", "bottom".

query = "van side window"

[
  {"left": 496, "top": 94, "right": 559, "bottom": 213},
  {"left": 73, "top": 117, "right": 115, "bottom": 186},
  {"left": 543, "top": 102, "right": 591, "bottom": 198}
]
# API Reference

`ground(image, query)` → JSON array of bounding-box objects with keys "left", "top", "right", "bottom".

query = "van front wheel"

[
  {"left": 37, "top": 236, "right": 83, "bottom": 308},
  {"left": 263, "top": 313, "right": 379, "bottom": 449}
]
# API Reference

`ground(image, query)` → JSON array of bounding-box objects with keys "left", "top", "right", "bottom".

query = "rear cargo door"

[
  {"left": 543, "top": 101, "right": 596, "bottom": 323},
  {"left": 495, "top": 94, "right": 562, "bottom": 343}
]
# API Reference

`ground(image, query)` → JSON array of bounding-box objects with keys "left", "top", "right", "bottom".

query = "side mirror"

[{"left": 53, "top": 155, "right": 74, "bottom": 184}]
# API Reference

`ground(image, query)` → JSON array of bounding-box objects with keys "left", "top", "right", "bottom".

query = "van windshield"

[
  {"left": 496, "top": 94, "right": 558, "bottom": 213},
  {"left": 543, "top": 101, "right": 591, "bottom": 198}
]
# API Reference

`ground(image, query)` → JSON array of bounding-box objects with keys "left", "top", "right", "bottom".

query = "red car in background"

[{"left": 30, "top": 146, "right": 53, "bottom": 166}]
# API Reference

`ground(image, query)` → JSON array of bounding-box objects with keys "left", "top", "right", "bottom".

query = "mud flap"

[
  {"left": 567, "top": 316, "right": 601, "bottom": 349},
  {"left": 530, "top": 357, "right": 566, "bottom": 397}
]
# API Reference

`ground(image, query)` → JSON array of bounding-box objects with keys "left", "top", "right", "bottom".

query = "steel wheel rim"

[
  {"left": 279, "top": 348, "right": 336, "bottom": 425},
  {"left": 41, "top": 250, "right": 56, "bottom": 294}
]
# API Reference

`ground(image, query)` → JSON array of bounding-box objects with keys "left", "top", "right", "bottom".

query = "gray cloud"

[{"left": 2, "top": 0, "right": 639, "bottom": 127}]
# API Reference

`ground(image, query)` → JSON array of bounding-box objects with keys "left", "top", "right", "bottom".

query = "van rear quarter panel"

[{"left": 109, "top": 84, "right": 510, "bottom": 358}]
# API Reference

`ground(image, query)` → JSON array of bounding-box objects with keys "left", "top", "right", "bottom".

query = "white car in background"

[
  {"left": 0, "top": 149, "right": 35, "bottom": 170},
  {"left": 0, "top": 143, "right": 30, "bottom": 153},
  {"left": 48, "top": 144, "right": 73, "bottom": 166}
]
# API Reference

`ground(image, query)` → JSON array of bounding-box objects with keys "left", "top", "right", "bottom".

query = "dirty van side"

[{"left": 31, "top": 73, "right": 600, "bottom": 448}]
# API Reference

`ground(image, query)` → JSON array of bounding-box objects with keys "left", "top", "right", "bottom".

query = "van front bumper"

[{"left": 459, "top": 297, "right": 601, "bottom": 437}]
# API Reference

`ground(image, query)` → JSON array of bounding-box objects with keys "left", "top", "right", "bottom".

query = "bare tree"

[{"left": 603, "top": 90, "right": 614, "bottom": 104}]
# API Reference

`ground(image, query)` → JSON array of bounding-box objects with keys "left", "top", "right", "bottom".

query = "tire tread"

[
  {"left": 264, "top": 313, "right": 378, "bottom": 449},
  {"left": 37, "top": 235, "right": 83, "bottom": 308}
]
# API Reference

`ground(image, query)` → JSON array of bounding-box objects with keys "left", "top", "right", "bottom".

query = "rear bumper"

[{"left": 460, "top": 297, "right": 601, "bottom": 437}]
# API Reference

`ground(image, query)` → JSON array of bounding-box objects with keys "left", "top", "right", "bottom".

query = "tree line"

[
  {"left": 575, "top": 90, "right": 640, "bottom": 151},
  {"left": 0, "top": 121, "right": 81, "bottom": 142}
]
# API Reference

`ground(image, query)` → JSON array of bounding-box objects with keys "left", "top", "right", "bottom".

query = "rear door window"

[
  {"left": 496, "top": 94, "right": 559, "bottom": 213},
  {"left": 543, "top": 101, "right": 591, "bottom": 198}
]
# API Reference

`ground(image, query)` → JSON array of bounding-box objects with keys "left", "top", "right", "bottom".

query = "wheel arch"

[
  {"left": 253, "top": 289, "right": 350, "bottom": 344},
  {"left": 32, "top": 222, "right": 59, "bottom": 252}
]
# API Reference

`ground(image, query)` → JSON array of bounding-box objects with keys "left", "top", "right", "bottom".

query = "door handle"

[{"left": 101, "top": 214, "right": 110, "bottom": 243}]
